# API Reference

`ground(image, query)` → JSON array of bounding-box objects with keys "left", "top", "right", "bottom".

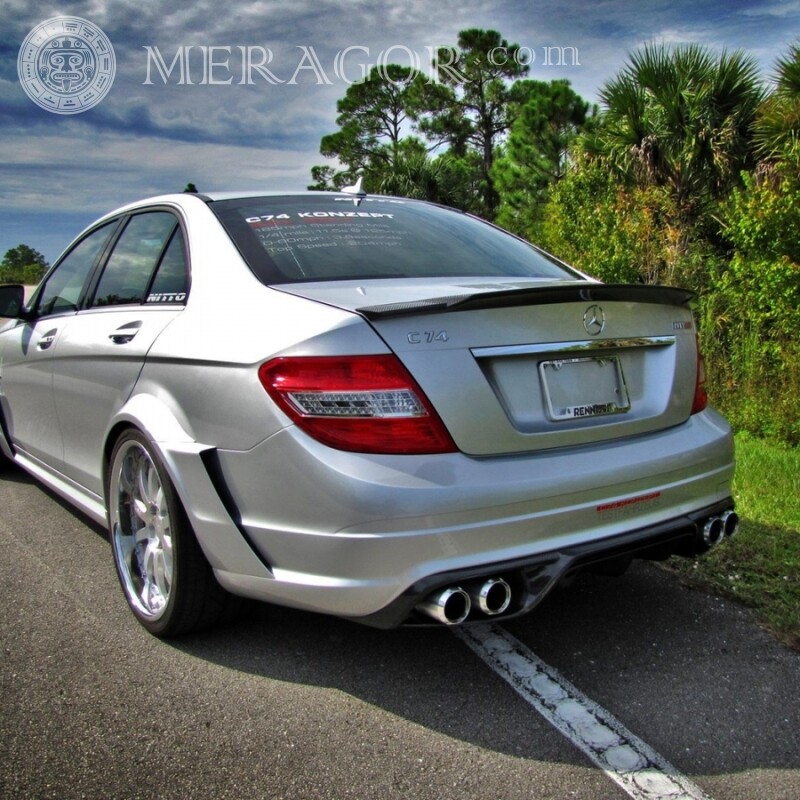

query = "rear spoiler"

[{"left": 357, "top": 284, "right": 695, "bottom": 320}]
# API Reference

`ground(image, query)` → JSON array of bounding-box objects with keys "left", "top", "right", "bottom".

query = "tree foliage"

[
  {"left": 377, "top": 150, "right": 477, "bottom": 209},
  {"left": 701, "top": 164, "right": 800, "bottom": 443},
  {"left": 493, "top": 79, "right": 597, "bottom": 235},
  {"left": 754, "top": 41, "right": 800, "bottom": 164},
  {"left": 311, "top": 64, "right": 421, "bottom": 189},
  {"left": 412, "top": 29, "right": 529, "bottom": 217},
  {"left": 534, "top": 155, "right": 691, "bottom": 286},
  {"left": 589, "top": 44, "right": 765, "bottom": 222},
  {"left": 0, "top": 244, "right": 49, "bottom": 285},
  {"left": 312, "top": 28, "right": 531, "bottom": 215}
]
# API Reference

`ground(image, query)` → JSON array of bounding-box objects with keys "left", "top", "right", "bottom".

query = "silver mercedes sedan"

[{"left": 0, "top": 189, "right": 736, "bottom": 636}]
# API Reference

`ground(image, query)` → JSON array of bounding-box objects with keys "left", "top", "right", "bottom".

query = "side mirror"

[{"left": 0, "top": 284, "right": 26, "bottom": 318}]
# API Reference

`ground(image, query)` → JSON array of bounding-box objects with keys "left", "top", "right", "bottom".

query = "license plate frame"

[{"left": 539, "top": 356, "right": 631, "bottom": 421}]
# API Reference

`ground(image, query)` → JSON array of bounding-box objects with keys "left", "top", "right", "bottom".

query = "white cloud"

[
  {"left": 0, "top": 130, "right": 315, "bottom": 214},
  {"left": 740, "top": 1, "right": 800, "bottom": 18}
]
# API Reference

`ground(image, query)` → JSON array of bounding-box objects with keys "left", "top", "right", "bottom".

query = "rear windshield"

[{"left": 210, "top": 195, "right": 580, "bottom": 284}]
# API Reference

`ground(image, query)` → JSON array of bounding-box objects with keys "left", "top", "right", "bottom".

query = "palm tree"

[
  {"left": 754, "top": 42, "right": 800, "bottom": 164},
  {"left": 378, "top": 151, "right": 476, "bottom": 210},
  {"left": 589, "top": 43, "right": 766, "bottom": 223}
]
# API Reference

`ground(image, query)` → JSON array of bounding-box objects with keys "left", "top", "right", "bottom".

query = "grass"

[{"left": 665, "top": 432, "right": 800, "bottom": 649}]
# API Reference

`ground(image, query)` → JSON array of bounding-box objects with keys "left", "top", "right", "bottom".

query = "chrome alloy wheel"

[{"left": 109, "top": 438, "right": 173, "bottom": 621}]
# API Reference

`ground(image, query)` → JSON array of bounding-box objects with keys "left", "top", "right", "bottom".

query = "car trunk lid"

[{"left": 276, "top": 280, "right": 700, "bottom": 456}]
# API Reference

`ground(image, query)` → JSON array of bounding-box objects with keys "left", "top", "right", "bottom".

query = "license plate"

[{"left": 539, "top": 356, "right": 630, "bottom": 421}]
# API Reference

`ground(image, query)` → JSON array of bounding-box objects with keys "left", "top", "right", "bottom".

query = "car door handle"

[
  {"left": 109, "top": 321, "right": 143, "bottom": 345},
  {"left": 37, "top": 328, "right": 58, "bottom": 350}
]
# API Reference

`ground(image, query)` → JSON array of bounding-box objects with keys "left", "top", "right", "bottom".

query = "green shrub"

[
  {"left": 534, "top": 158, "right": 722, "bottom": 291},
  {"left": 534, "top": 160, "right": 654, "bottom": 284},
  {"left": 701, "top": 166, "right": 800, "bottom": 444}
]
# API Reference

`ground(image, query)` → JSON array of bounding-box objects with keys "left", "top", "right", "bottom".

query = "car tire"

[{"left": 107, "top": 429, "right": 240, "bottom": 637}]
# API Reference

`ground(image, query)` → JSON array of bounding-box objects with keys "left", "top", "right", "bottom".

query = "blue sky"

[{"left": 2, "top": 0, "right": 799, "bottom": 264}]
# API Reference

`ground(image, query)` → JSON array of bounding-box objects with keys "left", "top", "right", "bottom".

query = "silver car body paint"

[{"left": 0, "top": 192, "right": 735, "bottom": 626}]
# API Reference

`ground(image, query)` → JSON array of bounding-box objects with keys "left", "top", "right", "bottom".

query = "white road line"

[{"left": 455, "top": 624, "right": 712, "bottom": 800}]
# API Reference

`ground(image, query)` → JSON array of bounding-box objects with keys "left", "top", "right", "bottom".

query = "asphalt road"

[{"left": 2, "top": 465, "right": 799, "bottom": 800}]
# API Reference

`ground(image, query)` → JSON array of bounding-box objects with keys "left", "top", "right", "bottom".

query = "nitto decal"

[{"left": 146, "top": 292, "right": 186, "bottom": 304}]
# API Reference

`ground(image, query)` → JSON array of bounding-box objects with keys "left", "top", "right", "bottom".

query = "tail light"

[
  {"left": 259, "top": 355, "right": 457, "bottom": 454},
  {"left": 691, "top": 336, "right": 708, "bottom": 414}
]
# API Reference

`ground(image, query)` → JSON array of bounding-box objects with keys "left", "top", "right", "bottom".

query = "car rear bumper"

[
  {"left": 196, "top": 408, "right": 734, "bottom": 624},
  {"left": 352, "top": 496, "right": 737, "bottom": 627}
]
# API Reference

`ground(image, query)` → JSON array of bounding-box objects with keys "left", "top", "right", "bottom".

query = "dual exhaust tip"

[
  {"left": 417, "top": 577, "right": 512, "bottom": 625},
  {"left": 418, "top": 510, "right": 739, "bottom": 624},
  {"left": 701, "top": 510, "right": 739, "bottom": 548}
]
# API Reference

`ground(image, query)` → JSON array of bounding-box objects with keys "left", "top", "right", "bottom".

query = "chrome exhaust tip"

[
  {"left": 470, "top": 578, "right": 512, "bottom": 616},
  {"left": 702, "top": 516, "right": 724, "bottom": 547},
  {"left": 417, "top": 586, "right": 471, "bottom": 625},
  {"left": 721, "top": 510, "right": 740, "bottom": 539}
]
